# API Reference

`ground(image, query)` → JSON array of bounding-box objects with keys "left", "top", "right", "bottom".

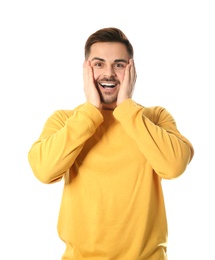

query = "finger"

[{"left": 129, "top": 59, "right": 137, "bottom": 84}]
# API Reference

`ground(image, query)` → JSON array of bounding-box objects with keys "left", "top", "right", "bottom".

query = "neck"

[{"left": 101, "top": 102, "right": 116, "bottom": 111}]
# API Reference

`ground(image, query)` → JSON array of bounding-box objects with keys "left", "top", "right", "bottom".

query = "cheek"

[
  {"left": 116, "top": 71, "right": 125, "bottom": 82},
  {"left": 92, "top": 69, "right": 101, "bottom": 80}
]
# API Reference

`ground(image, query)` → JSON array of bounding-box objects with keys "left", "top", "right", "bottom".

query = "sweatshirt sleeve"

[
  {"left": 28, "top": 103, "right": 103, "bottom": 184},
  {"left": 113, "top": 99, "right": 194, "bottom": 179}
]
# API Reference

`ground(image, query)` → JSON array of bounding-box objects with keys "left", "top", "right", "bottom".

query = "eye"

[
  {"left": 114, "top": 63, "right": 126, "bottom": 69},
  {"left": 93, "top": 62, "right": 103, "bottom": 68}
]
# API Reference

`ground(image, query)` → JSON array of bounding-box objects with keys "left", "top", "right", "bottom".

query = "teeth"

[
  {"left": 100, "top": 83, "right": 116, "bottom": 88},
  {"left": 104, "top": 83, "right": 114, "bottom": 86}
]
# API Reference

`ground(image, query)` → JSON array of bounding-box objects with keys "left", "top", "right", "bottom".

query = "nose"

[{"left": 103, "top": 65, "right": 116, "bottom": 78}]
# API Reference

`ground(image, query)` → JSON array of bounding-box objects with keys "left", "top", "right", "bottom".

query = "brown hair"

[{"left": 84, "top": 27, "right": 134, "bottom": 59}]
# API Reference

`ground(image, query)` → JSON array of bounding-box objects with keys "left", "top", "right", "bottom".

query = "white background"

[{"left": 0, "top": 0, "right": 214, "bottom": 259}]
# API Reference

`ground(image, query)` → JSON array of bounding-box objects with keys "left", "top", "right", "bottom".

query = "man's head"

[
  {"left": 84, "top": 28, "right": 135, "bottom": 110},
  {"left": 85, "top": 27, "right": 134, "bottom": 60}
]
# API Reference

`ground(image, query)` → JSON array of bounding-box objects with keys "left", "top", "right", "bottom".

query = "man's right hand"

[{"left": 83, "top": 60, "right": 102, "bottom": 110}]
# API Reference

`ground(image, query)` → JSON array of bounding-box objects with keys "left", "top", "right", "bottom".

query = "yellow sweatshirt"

[{"left": 28, "top": 99, "right": 194, "bottom": 260}]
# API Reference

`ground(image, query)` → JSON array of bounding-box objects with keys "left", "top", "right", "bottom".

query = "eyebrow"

[{"left": 91, "top": 57, "right": 128, "bottom": 63}]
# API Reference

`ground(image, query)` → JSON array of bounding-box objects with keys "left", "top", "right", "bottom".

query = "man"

[{"left": 28, "top": 27, "right": 194, "bottom": 259}]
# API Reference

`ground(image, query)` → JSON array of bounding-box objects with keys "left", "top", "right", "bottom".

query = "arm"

[
  {"left": 113, "top": 99, "right": 194, "bottom": 179},
  {"left": 28, "top": 103, "right": 103, "bottom": 184}
]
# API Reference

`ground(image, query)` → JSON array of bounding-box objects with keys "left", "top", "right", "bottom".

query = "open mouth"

[{"left": 99, "top": 83, "right": 117, "bottom": 89}]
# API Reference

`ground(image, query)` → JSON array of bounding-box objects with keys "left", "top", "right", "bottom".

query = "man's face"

[{"left": 88, "top": 42, "right": 130, "bottom": 107}]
